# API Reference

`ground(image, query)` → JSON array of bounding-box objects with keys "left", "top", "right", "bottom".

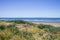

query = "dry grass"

[{"left": 0, "top": 20, "right": 60, "bottom": 40}]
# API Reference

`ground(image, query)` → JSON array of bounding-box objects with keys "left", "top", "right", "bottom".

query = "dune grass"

[{"left": 0, "top": 20, "right": 60, "bottom": 40}]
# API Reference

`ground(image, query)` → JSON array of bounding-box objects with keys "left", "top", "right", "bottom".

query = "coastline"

[
  {"left": 31, "top": 21, "right": 60, "bottom": 27},
  {"left": 0, "top": 18, "right": 60, "bottom": 27}
]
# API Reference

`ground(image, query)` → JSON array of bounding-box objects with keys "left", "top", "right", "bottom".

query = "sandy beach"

[{"left": 32, "top": 21, "right": 60, "bottom": 27}]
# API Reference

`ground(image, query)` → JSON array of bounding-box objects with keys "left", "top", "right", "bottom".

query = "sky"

[{"left": 0, "top": 0, "right": 60, "bottom": 18}]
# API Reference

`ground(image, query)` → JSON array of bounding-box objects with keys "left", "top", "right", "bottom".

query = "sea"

[{"left": 0, "top": 18, "right": 60, "bottom": 22}]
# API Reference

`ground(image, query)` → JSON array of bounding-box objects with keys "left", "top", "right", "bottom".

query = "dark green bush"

[
  {"left": 0, "top": 25, "right": 5, "bottom": 30},
  {"left": 37, "top": 24, "right": 60, "bottom": 32},
  {"left": 38, "top": 24, "right": 54, "bottom": 29},
  {"left": 8, "top": 20, "right": 28, "bottom": 24}
]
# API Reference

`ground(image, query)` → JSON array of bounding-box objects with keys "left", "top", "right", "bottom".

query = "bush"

[
  {"left": 0, "top": 25, "right": 5, "bottom": 30},
  {"left": 37, "top": 24, "right": 60, "bottom": 33},
  {"left": 7, "top": 24, "right": 19, "bottom": 35},
  {"left": 38, "top": 24, "right": 54, "bottom": 29},
  {"left": 18, "top": 31, "right": 35, "bottom": 40},
  {"left": 22, "top": 32, "right": 35, "bottom": 40},
  {"left": 8, "top": 20, "right": 28, "bottom": 24}
]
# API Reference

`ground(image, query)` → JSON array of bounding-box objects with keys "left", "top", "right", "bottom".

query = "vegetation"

[
  {"left": 7, "top": 20, "right": 32, "bottom": 24},
  {"left": 0, "top": 20, "right": 60, "bottom": 40},
  {"left": 38, "top": 24, "right": 60, "bottom": 32}
]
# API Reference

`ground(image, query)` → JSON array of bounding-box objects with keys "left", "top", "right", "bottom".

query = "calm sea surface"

[{"left": 0, "top": 18, "right": 60, "bottom": 22}]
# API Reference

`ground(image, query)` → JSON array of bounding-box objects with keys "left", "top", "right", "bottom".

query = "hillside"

[{"left": 0, "top": 20, "right": 60, "bottom": 40}]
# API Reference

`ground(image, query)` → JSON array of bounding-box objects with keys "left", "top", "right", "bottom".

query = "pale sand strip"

[{"left": 32, "top": 21, "right": 60, "bottom": 27}]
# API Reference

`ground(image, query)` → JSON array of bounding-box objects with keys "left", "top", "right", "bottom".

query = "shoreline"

[{"left": 31, "top": 21, "right": 60, "bottom": 27}]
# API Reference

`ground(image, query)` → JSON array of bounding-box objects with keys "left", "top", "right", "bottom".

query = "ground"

[{"left": 0, "top": 20, "right": 60, "bottom": 40}]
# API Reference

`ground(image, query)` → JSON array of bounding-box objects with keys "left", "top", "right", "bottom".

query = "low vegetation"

[
  {"left": 0, "top": 20, "right": 60, "bottom": 40},
  {"left": 38, "top": 24, "right": 60, "bottom": 32}
]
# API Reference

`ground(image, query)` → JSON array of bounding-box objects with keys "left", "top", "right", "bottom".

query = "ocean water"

[{"left": 0, "top": 18, "right": 60, "bottom": 22}]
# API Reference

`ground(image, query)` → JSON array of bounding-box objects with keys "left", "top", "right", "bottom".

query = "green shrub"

[
  {"left": 8, "top": 20, "right": 28, "bottom": 24},
  {"left": 38, "top": 24, "right": 54, "bottom": 29},
  {"left": 38, "top": 24, "right": 60, "bottom": 33},
  {"left": 22, "top": 32, "right": 35, "bottom": 40},
  {"left": 0, "top": 25, "right": 5, "bottom": 30},
  {"left": 7, "top": 24, "right": 19, "bottom": 35},
  {"left": 18, "top": 31, "right": 35, "bottom": 40}
]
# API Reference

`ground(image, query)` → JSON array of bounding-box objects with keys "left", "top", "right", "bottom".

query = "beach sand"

[{"left": 32, "top": 21, "right": 60, "bottom": 27}]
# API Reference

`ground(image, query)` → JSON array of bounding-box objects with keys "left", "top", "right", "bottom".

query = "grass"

[
  {"left": 0, "top": 20, "right": 60, "bottom": 40},
  {"left": 37, "top": 24, "right": 60, "bottom": 32}
]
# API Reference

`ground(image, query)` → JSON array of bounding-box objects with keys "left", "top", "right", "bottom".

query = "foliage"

[
  {"left": 0, "top": 20, "right": 60, "bottom": 40},
  {"left": 0, "top": 24, "right": 5, "bottom": 30},
  {"left": 38, "top": 24, "right": 60, "bottom": 32}
]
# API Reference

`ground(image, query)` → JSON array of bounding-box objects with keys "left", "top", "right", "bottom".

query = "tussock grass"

[{"left": 0, "top": 20, "right": 60, "bottom": 40}]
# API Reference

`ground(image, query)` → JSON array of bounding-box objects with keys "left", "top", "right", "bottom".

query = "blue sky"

[{"left": 0, "top": 0, "right": 60, "bottom": 18}]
